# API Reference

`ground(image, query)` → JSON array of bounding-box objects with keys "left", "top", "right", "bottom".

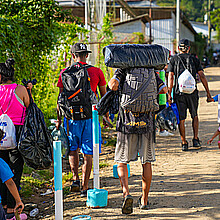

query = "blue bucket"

[
  {"left": 86, "top": 188, "right": 108, "bottom": 208},
  {"left": 113, "top": 164, "right": 130, "bottom": 178},
  {"left": 72, "top": 215, "right": 91, "bottom": 220}
]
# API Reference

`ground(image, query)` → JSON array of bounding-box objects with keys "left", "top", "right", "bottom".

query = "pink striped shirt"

[{"left": 0, "top": 84, "right": 26, "bottom": 125}]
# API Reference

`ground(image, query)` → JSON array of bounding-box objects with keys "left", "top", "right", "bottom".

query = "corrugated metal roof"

[
  {"left": 56, "top": 0, "right": 158, "bottom": 7},
  {"left": 56, "top": 0, "right": 84, "bottom": 6}
]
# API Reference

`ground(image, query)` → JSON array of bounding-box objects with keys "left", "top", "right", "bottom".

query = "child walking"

[
  {"left": 0, "top": 155, "right": 26, "bottom": 220},
  {"left": 208, "top": 94, "right": 220, "bottom": 148},
  {"left": 207, "top": 127, "right": 220, "bottom": 148}
]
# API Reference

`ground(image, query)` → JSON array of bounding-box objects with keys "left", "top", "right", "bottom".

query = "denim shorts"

[{"left": 63, "top": 118, "right": 102, "bottom": 155}]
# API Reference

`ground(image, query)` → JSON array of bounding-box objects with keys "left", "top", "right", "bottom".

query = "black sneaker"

[
  {"left": 182, "top": 141, "right": 188, "bottom": 151},
  {"left": 70, "top": 180, "right": 80, "bottom": 192},
  {"left": 192, "top": 138, "right": 201, "bottom": 148}
]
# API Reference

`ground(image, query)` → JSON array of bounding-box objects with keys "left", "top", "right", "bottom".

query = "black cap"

[
  {"left": 71, "top": 43, "right": 92, "bottom": 54},
  {"left": 179, "top": 39, "right": 190, "bottom": 48}
]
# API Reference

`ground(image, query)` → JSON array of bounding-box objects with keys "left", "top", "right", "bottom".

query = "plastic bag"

[
  {"left": 178, "top": 69, "right": 196, "bottom": 94},
  {"left": 103, "top": 44, "right": 170, "bottom": 69},
  {"left": 166, "top": 102, "right": 180, "bottom": 125},
  {"left": 97, "top": 88, "right": 120, "bottom": 116},
  {"left": 18, "top": 90, "right": 53, "bottom": 170},
  {"left": 0, "top": 114, "right": 17, "bottom": 150},
  {"left": 156, "top": 106, "right": 177, "bottom": 132},
  {"left": 51, "top": 125, "right": 69, "bottom": 159}
]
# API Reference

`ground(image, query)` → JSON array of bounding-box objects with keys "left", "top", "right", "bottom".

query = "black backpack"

[
  {"left": 58, "top": 62, "right": 97, "bottom": 120},
  {"left": 120, "top": 68, "right": 159, "bottom": 113}
]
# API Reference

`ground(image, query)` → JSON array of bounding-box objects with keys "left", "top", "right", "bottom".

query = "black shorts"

[{"left": 174, "top": 90, "right": 199, "bottom": 121}]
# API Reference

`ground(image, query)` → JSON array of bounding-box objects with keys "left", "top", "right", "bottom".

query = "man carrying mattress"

[{"left": 109, "top": 67, "right": 167, "bottom": 214}]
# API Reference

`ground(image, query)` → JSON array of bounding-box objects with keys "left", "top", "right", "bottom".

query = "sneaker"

[
  {"left": 159, "top": 130, "right": 174, "bottom": 137},
  {"left": 182, "top": 141, "right": 188, "bottom": 151},
  {"left": 122, "top": 195, "right": 133, "bottom": 214},
  {"left": 192, "top": 138, "right": 201, "bottom": 148},
  {"left": 70, "top": 180, "right": 80, "bottom": 192}
]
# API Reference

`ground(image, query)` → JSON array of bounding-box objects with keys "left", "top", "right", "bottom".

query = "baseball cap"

[
  {"left": 179, "top": 39, "right": 190, "bottom": 48},
  {"left": 71, "top": 43, "right": 92, "bottom": 54}
]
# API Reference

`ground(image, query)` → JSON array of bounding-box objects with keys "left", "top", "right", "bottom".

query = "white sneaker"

[{"left": 159, "top": 130, "right": 174, "bottom": 137}]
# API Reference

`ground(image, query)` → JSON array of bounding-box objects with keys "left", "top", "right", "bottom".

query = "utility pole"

[
  {"left": 208, "top": 0, "right": 211, "bottom": 48},
  {"left": 176, "top": 0, "right": 180, "bottom": 52},
  {"left": 149, "top": 0, "right": 152, "bottom": 44},
  {"left": 85, "top": 0, "right": 88, "bottom": 30},
  {"left": 84, "top": 0, "right": 106, "bottom": 30}
]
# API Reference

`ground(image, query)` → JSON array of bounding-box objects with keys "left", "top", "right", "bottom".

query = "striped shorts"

[{"left": 115, "top": 132, "right": 155, "bottom": 164}]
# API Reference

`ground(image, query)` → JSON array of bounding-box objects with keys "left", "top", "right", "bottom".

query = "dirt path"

[{"left": 42, "top": 67, "right": 220, "bottom": 220}]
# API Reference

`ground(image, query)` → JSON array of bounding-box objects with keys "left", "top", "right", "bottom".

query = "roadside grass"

[
  {"left": 20, "top": 129, "right": 114, "bottom": 199},
  {"left": 21, "top": 164, "right": 52, "bottom": 198},
  {"left": 104, "top": 138, "right": 117, "bottom": 146},
  {"left": 62, "top": 171, "right": 73, "bottom": 184},
  {"left": 20, "top": 176, "right": 50, "bottom": 198},
  {"left": 99, "top": 161, "right": 109, "bottom": 168}
]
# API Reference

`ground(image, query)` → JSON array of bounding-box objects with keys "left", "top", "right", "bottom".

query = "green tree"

[
  {"left": 192, "top": 33, "right": 207, "bottom": 59},
  {"left": 0, "top": 0, "right": 87, "bottom": 121},
  {"left": 97, "top": 13, "right": 114, "bottom": 82},
  {"left": 157, "top": 0, "right": 206, "bottom": 22},
  {"left": 211, "top": 8, "right": 220, "bottom": 43}
]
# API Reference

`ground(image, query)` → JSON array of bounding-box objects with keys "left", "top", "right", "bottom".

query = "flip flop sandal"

[
  {"left": 122, "top": 195, "right": 133, "bottom": 214},
  {"left": 7, "top": 213, "right": 27, "bottom": 220},
  {"left": 138, "top": 196, "right": 150, "bottom": 210}
]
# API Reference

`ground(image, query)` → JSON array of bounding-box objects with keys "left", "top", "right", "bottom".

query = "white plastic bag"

[
  {"left": 0, "top": 114, "right": 17, "bottom": 150},
  {"left": 178, "top": 69, "right": 196, "bottom": 94}
]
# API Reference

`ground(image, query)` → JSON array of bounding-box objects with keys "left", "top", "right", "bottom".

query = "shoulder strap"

[
  {"left": 83, "top": 64, "right": 93, "bottom": 69},
  {"left": 177, "top": 55, "right": 187, "bottom": 70},
  {"left": 121, "top": 73, "right": 153, "bottom": 108}
]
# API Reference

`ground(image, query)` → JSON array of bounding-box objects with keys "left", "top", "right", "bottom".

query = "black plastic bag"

[
  {"left": 96, "top": 88, "right": 120, "bottom": 116},
  {"left": 156, "top": 106, "right": 177, "bottom": 132},
  {"left": 103, "top": 44, "right": 170, "bottom": 69},
  {"left": 18, "top": 90, "right": 53, "bottom": 170}
]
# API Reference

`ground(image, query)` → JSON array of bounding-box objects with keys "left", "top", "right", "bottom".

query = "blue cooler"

[
  {"left": 72, "top": 215, "right": 91, "bottom": 220},
  {"left": 113, "top": 164, "right": 130, "bottom": 178},
  {"left": 86, "top": 188, "right": 108, "bottom": 208}
]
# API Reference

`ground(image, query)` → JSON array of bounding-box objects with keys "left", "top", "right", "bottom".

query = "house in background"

[
  {"left": 190, "top": 21, "right": 220, "bottom": 51},
  {"left": 56, "top": 0, "right": 199, "bottom": 59},
  {"left": 112, "top": 14, "right": 151, "bottom": 43}
]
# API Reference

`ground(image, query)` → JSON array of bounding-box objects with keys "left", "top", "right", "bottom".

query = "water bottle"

[{"left": 30, "top": 208, "right": 39, "bottom": 217}]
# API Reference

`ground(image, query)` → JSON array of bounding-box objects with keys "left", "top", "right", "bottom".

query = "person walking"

[
  {"left": 56, "top": 43, "right": 109, "bottom": 197},
  {"left": 108, "top": 68, "right": 167, "bottom": 214},
  {"left": 0, "top": 58, "right": 31, "bottom": 219},
  {"left": 0, "top": 157, "right": 26, "bottom": 220},
  {"left": 167, "top": 39, "right": 212, "bottom": 151}
]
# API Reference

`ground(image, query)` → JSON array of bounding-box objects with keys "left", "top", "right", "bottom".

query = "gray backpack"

[{"left": 120, "top": 68, "right": 159, "bottom": 113}]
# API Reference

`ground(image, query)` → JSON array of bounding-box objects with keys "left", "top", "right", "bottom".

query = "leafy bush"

[{"left": 0, "top": 0, "right": 88, "bottom": 121}]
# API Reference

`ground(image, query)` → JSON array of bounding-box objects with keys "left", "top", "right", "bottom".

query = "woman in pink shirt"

[{"left": 0, "top": 58, "right": 30, "bottom": 220}]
